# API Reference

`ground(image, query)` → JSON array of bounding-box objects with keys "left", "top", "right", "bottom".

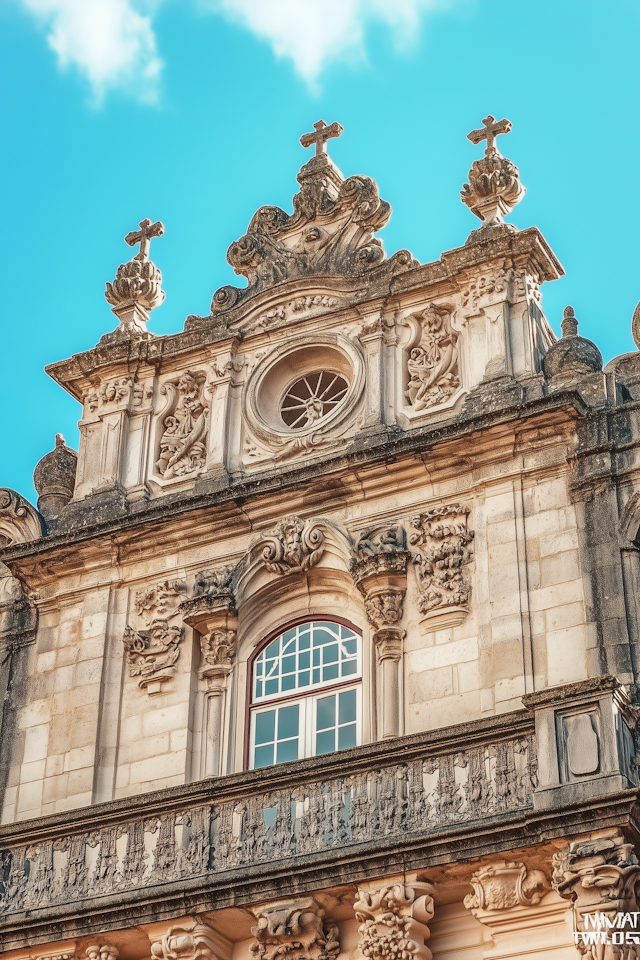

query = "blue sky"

[{"left": 1, "top": 0, "right": 639, "bottom": 502}]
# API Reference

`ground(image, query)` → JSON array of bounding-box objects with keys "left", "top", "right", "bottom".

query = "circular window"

[
  {"left": 281, "top": 372, "right": 348, "bottom": 429},
  {"left": 243, "top": 334, "right": 365, "bottom": 443}
]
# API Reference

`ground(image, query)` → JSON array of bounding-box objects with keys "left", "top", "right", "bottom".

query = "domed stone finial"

[
  {"left": 461, "top": 115, "right": 526, "bottom": 244},
  {"left": 102, "top": 218, "right": 165, "bottom": 344},
  {"left": 543, "top": 308, "right": 603, "bottom": 381},
  {"left": 561, "top": 306, "right": 579, "bottom": 338},
  {"left": 33, "top": 434, "right": 78, "bottom": 520}
]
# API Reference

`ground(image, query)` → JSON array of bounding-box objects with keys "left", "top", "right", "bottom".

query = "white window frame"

[{"left": 248, "top": 620, "right": 363, "bottom": 770}]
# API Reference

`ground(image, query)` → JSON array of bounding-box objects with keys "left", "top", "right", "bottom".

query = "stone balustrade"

[{"left": 0, "top": 716, "right": 537, "bottom": 920}]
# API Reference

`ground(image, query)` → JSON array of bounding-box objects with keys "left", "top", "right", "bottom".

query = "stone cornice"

[{"left": 0, "top": 391, "right": 587, "bottom": 569}]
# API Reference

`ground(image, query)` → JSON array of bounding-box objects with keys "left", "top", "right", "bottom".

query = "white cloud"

[
  {"left": 211, "top": 0, "right": 445, "bottom": 86},
  {"left": 18, "top": 0, "right": 163, "bottom": 104},
  {"left": 17, "top": 0, "right": 450, "bottom": 103}
]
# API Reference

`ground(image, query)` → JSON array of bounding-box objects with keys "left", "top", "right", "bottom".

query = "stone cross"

[
  {"left": 467, "top": 115, "right": 512, "bottom": 156},
  {"left": 300, "top": 119, "right": 344, "bottom": 158},
  {"left": 124, "top": 218, "right": 165, "bottom": 262}
]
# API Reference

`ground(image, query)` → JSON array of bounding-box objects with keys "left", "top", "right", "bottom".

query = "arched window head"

[{"left": 249, "top": 620, "right": 362, "bottom": 769}]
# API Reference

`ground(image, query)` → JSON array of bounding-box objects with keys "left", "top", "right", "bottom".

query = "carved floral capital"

[
  {"left": 464, "top": 860, "right": 549, "bottom": 913},
  {"left": 354, "top": 881, "right": 435, "bottom": 960},
  {"left": 250, "top": 897, "right": 339, "bottom": 960},
  {"left": 150, "top": 921, "right": 221, "bottom": 960},
  {"left": 409, "top": 504, "right": 474, "bottom": 625}
]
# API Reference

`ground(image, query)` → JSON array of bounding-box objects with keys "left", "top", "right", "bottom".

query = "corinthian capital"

[{"left": 250, "top": 898, "right": 339, "bottom": 960}]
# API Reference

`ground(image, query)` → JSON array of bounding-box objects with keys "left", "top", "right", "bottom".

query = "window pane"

[
  {"left": 298, "top": 670, "right": 310, "bottom": 687},
  {"left": 265, "top": 678, "right": 279, "bottom": 695},
  {"left": 277, "top": 704, "right": 299, "bottom": 740},
  {"left": 282, "top": 655, "right": 296, "bottom": 674},
  {"left": 316, "top": 729, "right": 335, "bottom": 755},
  {"left": 276, "top": 738, "right": 298, "bottom": 763},
  {"left": 255, "top": 710, "right": 276, "bottom": 745},
  {"left": 316, "top": 695, "right": 336, "bottom": 731},
  {"left": 323, "top": 663, "right": 339, "bottom": 682},
  {"left": 255, "top": 680, "right": 263, "bottom": 697},
  {"left": 313, "top": 628, "right": 335, "bottom": 646},
  {"left": 282, "top": 673, "right": 296, "bottom": 691},
  {"left": 339, "top": 689, "right": 357, "bottom": 724},
  {"left": 282, "top": 628, "right": 296, "bottom": 644},
  {"left": 323, "top": 643, "right": 339, "bottom": 663},
  {"left": 254, "top": 744, "right": 274, "bottom": 768},
  {"left": 338, "top": 724, "right": 357, "bottom": 750},
  {"left": 298, "top": 651, "right": 310, "bottom": 669},
  {"left": 265, "top": 639, "right": 280, "bottom": 658},
  {"left": 298, "top": 632, "right": 310, "bottom": 650},
  {"left": 343, "top": 638, "right": 357, "bottom": 655},
  {"left": 312, "top": 668, "right": 320, "bottom": 684},
  {"left": 342, "top": 660, "right": 357, "bottom": 677}
]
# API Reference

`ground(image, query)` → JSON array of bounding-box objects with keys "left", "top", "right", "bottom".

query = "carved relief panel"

[
  {"left": 122, "top": 579, "right": 188, "bottom": 694},
  {"left": 402, "top": 303, "right": 462, "bottom": 416},
  {"left": 409, "top": 503, "right": 475, "bottom": 629},
  {"left": 153, "top": 370, "right": 210, "bottom": 482}
]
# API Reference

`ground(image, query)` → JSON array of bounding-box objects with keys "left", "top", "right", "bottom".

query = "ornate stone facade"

[{"left": 1, "top": 117, "right": 639, "bottom": 960}]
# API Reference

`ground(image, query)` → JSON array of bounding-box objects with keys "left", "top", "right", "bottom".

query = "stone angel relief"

[
  {"left": 155, "top": 371, "right": 209, "bottom": 479},
  {"left": 405, "top": 304, "right": 460, "bottom": 411}
]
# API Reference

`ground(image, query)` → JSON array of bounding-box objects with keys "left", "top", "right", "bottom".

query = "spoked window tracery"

[{"left": 280, "top": 373, "right": 348, "bottom": 429}]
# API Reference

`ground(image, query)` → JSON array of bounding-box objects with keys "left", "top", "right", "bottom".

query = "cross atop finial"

[
  {"left": 124, "top": 218, "right": 165, "bottom": 262},
  {"left": 300, "top": 119, "right": 344, "bottom": 158},
  {"left": 467, "top": 115, "right": 512, "bottom": 156}
]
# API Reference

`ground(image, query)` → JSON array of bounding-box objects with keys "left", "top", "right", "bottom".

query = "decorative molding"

[
  {"left": 409, "top": 504, "right": 474, "bottom": 622},
  {"left": 354, "top": 881, "right": 435, "bottom": 960},
  {"left": 405, "top": 304, "right": 460, "bottom": 410},
  {"left": 150, "top": 920, "right": 221, "bottom": 960},
  {"left": 253, "top": 516, "right": 325, "bottom": 575},
  {"left": 155, "top": 371, "right": 209, "bottom": 480},
  {"left": 464, "top": 860, "right": 549, "bottom": 912},
  {"left": 122, "top": 580, "right": 187, "bottom": 694},
  {"left": 250, "top": 898, "right": 339, "bottom": 960},
  {"left": 0, "top": 488, "right": 45, "bottom": 546},
  {"left": 247, "top": 294, "right": 341, "bottom": 332}
]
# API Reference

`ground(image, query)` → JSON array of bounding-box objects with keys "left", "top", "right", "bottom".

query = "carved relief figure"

[
  {"left": 410, "top": 505, "right": 474, "bottom": 614},
  {"left": 122, "top": 579, "right": 187, "bottom": 693},
  {"left": 156, "top": 371, "right": 209, "bottom": 479},
  {"left": 254, "top": 516, "right": 325, "bottom": 575},
  {"left": 406, "top": 304, "right": 460, "bottom": 410}
]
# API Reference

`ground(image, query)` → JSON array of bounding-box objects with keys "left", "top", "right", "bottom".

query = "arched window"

[{"left": 249, "top": 620, "right": 362, "bottom": 769}]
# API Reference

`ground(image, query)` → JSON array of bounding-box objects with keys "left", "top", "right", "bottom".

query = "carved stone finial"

[
  {"left": 250, "top": 898, "right": 339, "bottom": 960},
  {"left": 543, "top": 307, "right": 603, "bottom": 380},
  {"left": 103, "top": 217, "right": 165, "bottom": 342},
  {"left": 354, "top": 881, "right": 435, "bottom": 960},
  {"left": 461, "top": 115, "right": 525, "bottom": 243},
  {"left": 300, "top": 119, "right": 344, "bottom": 158},
  {"left": 33, "top": 434, "right": 77, "bottom": 520},
  {"left": 561, "top": 305, "right": 578, "bottom": 338}
]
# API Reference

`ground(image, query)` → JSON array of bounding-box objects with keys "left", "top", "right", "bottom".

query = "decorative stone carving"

[
  {"left": 248, "top": 294, "right": 341, "bottom": 332},
  {"left": 195, "top": 565, "right": 235, "bottom": 599},
  {"left": 633, "top": 300, "right": 640, "bottom": 350},
  {"left": 150, "top": 920, "right": 220, "bottom": 960},
  {"left": 103, "top": 218, "right": 165, "bottom": 341},
  {"left": 409, "top": 504, "right": 474, "bottom": 622},
  {"left": 464, "top": 861, "right": 549, "bottom": 912},
  {"left": 250, "top": 898, "right": 339, "bottom": 960},
  {"left": 190, "top": 121, "right": 415, "bottom": 321},
  {"left": 0, "top": 488, "right": 45, "bottom": 546},
  {"left": 199, "top": 630, "right": 236, "bottom": 683},
  {"left": 351, "top": 526, "right": 409, "bottom": 584},
  {"left": 461, "top": 115, "right": 526, "bottom": 242},
  {"left": 405, "top": 304, "right": 460, "bottom": 410},
  {"left": 122, "top": 579, "right": 187, "bottom": 693},
  {"left": 32, "top": 434, "right": 77, "bottom": 520},
  {"left": 552, "top": 832, "right": 640, "bottom": 956},
  {"left": 86, "top": 946, "right": 119, "bottom": 960},
  {"left": 254, "top": 516, "right": 325, "bottom": 575},
  {"left": 354, "top": 881, "right": 435, "bottom": 960},
  {"left": 155, "top": 371, "right": 209, "bottom": 479}
]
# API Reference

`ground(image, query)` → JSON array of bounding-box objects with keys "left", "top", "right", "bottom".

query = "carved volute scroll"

[
  {"left": 354, "top": 881, "right": 435, "bottom": 960},
  {"left": 405, "top": 304, "right": 460, "bottom": 410},
  {"left": 409, "top": 504, "right": 474, "bottom": 627},
  {"left": 0, "top": 488, "right": 45, "bottom": 546},
  {"left": 190, "top": 121, "right": 416, "bottom": 321},
  {"left": 250, "top": 897, "right": 340, "bottom": 960},
  {"left": 150, "top": 920, "right": 221, "bottom": 960},
  {"left": 552, "top": 831, "right": 640, "bottom": 954},
  {"left": 464, "top": 861, "right": 549, "bottom": 912},
  {"left": 122, "top": 579, "right": 187, "bottom": 694},
  {"left": 155, "top": 370, "right": 210, "bottom": 480},
  {"left": 252, "top": 516, "right": 325, "bottom": 575}
]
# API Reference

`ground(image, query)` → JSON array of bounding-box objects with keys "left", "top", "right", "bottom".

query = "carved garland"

[
  {"left": 409, "top": 504, "right": 474, "bottom": 622},
  {"left": 354, "top": 882, "right": 435, "bottom": 960}
]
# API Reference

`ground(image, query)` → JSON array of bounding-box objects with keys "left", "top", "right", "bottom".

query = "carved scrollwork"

[
  {"left": 0, "top": 488, "right": 45, "bottom": 546},
  {"left": 405, "top": 304, "right": 460, "bottom": 410},
  {"left": 254, "top": 516, "right": 325, "bottom": 575},
  {"left": 410, "top": 505, "right": 474, "bottom": 617},
  {"left": 250, "top": 898, "right": 339, "bottom": 960},
  {"left": 464, "top": 860, "right": 549, "bottom": 912},
  {"left": 151, "top": 920, "right": 220, "bottom": 960},
  {"left": 155, "top": 371, "right": 209, "bottom": 480},
  {"left": 122, "top": 579, "right": 187, "bottom": 693},
  {"left": 354, "top": 881, "right": 435, "bottom": 960}
]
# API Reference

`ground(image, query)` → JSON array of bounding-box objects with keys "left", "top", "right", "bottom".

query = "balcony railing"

[{"left": 0, "top": 713, "right": 536, "bottom": 919}]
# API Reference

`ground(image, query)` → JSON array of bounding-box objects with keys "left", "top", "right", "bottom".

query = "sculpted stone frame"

[{"left": 397, "top": 303, "right": 467, "bottom": 424}]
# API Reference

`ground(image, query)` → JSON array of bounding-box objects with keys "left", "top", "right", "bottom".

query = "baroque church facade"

[{"left": 1, "top": 117, "right": 640, "bottom": 958}]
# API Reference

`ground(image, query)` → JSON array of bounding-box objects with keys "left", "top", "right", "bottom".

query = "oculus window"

[{"left": 249, "top": 620, "right": 362, "bottom": 769}]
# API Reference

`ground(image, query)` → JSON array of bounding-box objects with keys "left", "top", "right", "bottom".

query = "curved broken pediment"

[
  {"left": 187, "top": 122, "right": 417, "bottom": 326},
  {"left": 0, "top": 489, "right": 45, "bottom": 547}
]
